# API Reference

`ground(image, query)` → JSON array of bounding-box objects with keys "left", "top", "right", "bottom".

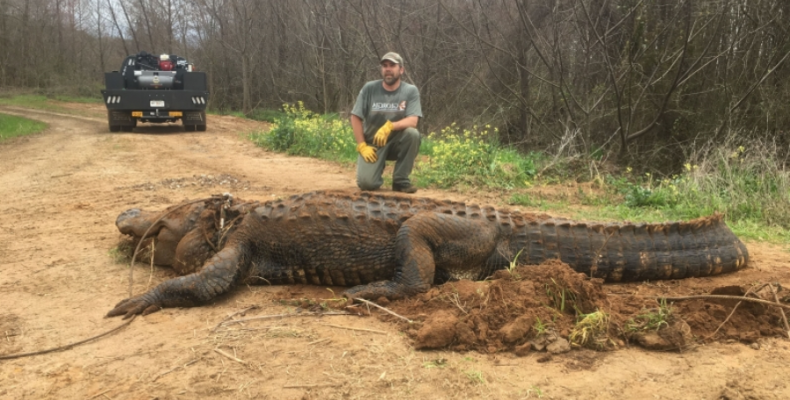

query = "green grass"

[
  {"left": 0, "top": 94, "right": 60, "bottom": 110},
  {"left": 54, "top": 95, "right": 102, "bottom": 103},
  {"left": 208, "top": 108, "right": 286, "bottom": 123},
  {"left": 0, "top": 113, "right": 47, "bottom": 142},
  {"left": 0, "top": 94, "right": 102, "bottom": 116},
  {"left": 245, "top": 108, "right": 286, "bottom": 123},
  {"left": 207, "top": 109, "right": 246, "bottom": 118},
  {"left": 565, "top": 145, "right": 790, "bottom": 244}
]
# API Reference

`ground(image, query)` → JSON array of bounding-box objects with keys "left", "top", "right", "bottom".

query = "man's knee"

[
  {"left": 356, "top": 172, "right": 382, "bottom": 191},
  {"left": 357, "top": 180, "right": 381, "bottom": 191},
  {"left": 402, "top": 127, "right": 421, "bottom": 144}
]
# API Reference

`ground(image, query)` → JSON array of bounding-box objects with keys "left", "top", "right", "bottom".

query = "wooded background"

[{"left": 1, "top": 0, "right": 788, "bottom": 170}]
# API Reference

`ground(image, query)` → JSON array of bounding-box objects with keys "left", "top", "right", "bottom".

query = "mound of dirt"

[
  {"left": 381, "top": 260, "right": 611, "bottom": 354},
  {"left": 302, "top": 260, "right": 790, "bottom": 355}
]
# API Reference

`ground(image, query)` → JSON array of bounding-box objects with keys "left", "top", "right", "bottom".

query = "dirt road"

[{"left": 1, "top": 104, "right": 789, "bottom": 399}]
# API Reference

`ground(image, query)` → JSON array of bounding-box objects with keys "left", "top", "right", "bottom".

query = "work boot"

[{"left": 392, "top": 183, "right": 418, "bottom": 194}]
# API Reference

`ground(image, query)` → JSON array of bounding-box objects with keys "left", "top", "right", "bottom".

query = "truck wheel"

[
  {"left": 196, "top": 124, "right": 207, "bottom": 132},
  {"left": 109, "top": 125, "right": 121, "bottom": 132},
  {"left": 184, "top": 124, "right": 196, "bottom": 132}
]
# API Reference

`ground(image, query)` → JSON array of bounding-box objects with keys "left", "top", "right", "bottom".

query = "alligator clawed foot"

[{"left": 107, "top": 295, "right": 162, "bottom": 319}]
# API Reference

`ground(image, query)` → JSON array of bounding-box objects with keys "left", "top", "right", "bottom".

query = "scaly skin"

[{"left": 107, "top": 190, "right": 749, "bottom": 318}]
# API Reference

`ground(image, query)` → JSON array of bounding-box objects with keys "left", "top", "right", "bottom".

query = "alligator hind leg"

[{"left": 343, "top": 212, "right": 500, "bottom": 300}]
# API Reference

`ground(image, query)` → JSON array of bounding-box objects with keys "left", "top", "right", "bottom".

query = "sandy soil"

[{"left": 1, "top": 103, "right": 790, "bottom": 399}]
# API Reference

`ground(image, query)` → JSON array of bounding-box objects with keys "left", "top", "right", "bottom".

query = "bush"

[
  {"left": 415, "top": 123, "right": 537, "bottom": 189},
  {"left": 249, "top": 102, "right": 356, "bottom": 162}
]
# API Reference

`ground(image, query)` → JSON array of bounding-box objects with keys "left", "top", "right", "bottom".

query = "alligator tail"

[{"left": 515, "top": 214, "right": 748, "bottom": 281}]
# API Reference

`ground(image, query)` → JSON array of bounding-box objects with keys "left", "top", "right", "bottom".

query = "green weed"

[
  {"left": 506, "top": 249, "right": 524, "bottom": 278},
  {"left": 569, "top": 310, "right": 613, "bottom": 350},
  {"left": 545, "top": 278, "right": 577, "bottom": 313},
  {"left": 421, "top": 358, "right": 447, "bottom": 369},
  {"left": 524, "top": 385, "right": 544, "bottom": 398},
  {"left": 626, "top": 298, "right": 673, "bottom": 332},
  {"left": 464, "top": 369, "right": 486, "bottom": 385},
  {"left": 533, "top": 317, "right": 549, "bottom": 336}
]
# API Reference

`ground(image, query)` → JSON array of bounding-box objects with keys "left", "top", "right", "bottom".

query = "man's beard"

[{"left": 383, "top": 74, "right": 400, "bottom": 86}]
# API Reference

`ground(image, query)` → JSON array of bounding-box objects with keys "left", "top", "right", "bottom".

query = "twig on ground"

[
  {"left": 351, "top": 298, "right": 413, "bottom": 323},
  {"left": 320, "top": 324, "right": 387, "bottom": 335},
  {"left": 214, "top": 348, "right": 245, "bottom": 364},
  {"left": 218, "top": 311, "right": 354, "bottom": 328},
  {"left": 307, "top": 338, "right": 331, "bottom": 346},
  {"left": 769, "top": 284, "right": 790, "bottom": 339},
  {"left": 658, "top": 294, "right": 790, "bottom": 310},
  {"left": 0, "top": 316, "right": 136, "bottom": 360},
  {"left": 209, "top": 305, "right": 260, "bottom": 333},
  {"left": 89, "top": 389, "right": 113, "bottom": 399},
  {"left": 283, "top": 384, "right": 339, "bottom": 389},
  {"left": 152, "top": 358, "right": 200, "bottom": 382}
]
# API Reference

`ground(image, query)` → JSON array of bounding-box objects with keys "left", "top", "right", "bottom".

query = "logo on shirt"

[{"left": 372, "top": 102, "right": 407, "bottom": 112}]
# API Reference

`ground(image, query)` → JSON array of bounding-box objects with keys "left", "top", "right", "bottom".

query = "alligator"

[{"left": 107, "top": 190, "right": 749, "bottom": 318}]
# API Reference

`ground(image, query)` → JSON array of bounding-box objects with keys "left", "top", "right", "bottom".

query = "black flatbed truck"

[{"left": 101, "top": 51, "right": 209, "bottom": 132}]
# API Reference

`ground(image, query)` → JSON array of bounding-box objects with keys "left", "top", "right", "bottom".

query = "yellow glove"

[
  {"left": 356, "top": 142, "right": 378, "bottom": 163},
  {"left": 372, "top": 120, "right": 394, "bottom": 147}
]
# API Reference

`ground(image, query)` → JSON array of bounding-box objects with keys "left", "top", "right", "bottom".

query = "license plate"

[{"left": 150, "top": 100, "right": 165, "bottom": 107}]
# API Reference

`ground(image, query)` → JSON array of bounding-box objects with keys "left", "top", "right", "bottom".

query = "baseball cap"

[{"left": 380, "top": 52, "right": 403, "bottom": 65}]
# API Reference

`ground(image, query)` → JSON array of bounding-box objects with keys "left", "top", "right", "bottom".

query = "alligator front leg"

[
  {"left": 107, "top": 245, "right": 248, "bottom": 318},
  {"left": 343, "top": 212, "right": 500, "bottom": 300}
]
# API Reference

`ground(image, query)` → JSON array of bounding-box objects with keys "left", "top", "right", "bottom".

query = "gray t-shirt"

[{"left": 351, "top": 80, "right": 422, "bottom": 142}]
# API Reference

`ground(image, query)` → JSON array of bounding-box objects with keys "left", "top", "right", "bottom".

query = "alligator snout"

[{"left": 115, "top": 208, "right": 150, "bottom": 236}]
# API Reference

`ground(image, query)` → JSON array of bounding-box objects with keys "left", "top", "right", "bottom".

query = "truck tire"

[
  {"left": 121, "top": 119, "right": 137, "bottom": 132},
  {"left": 108, "top": 111, "right": 135, "bottom": 133},
  {"left": 183, "top": 110, "right": 206, "bottom": 132}
]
